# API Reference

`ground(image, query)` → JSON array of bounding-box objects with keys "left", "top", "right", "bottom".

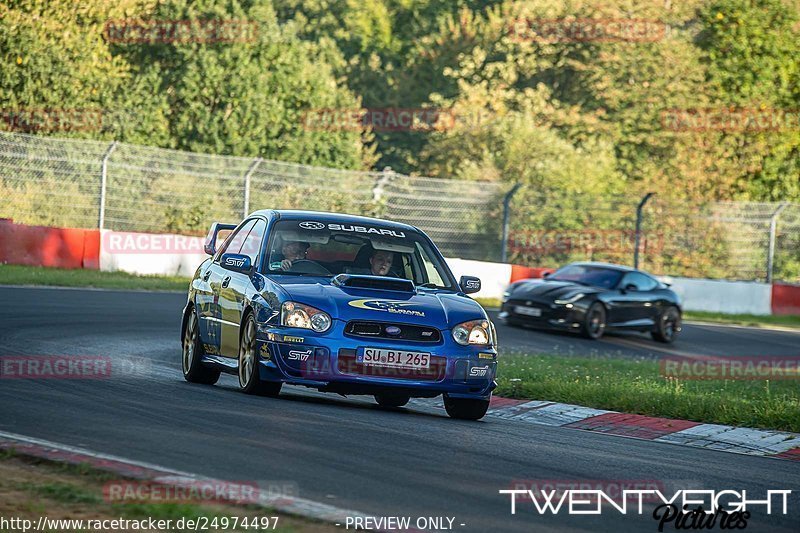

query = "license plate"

[
  {"left": 358, "top": 348, "right": 430, "bottom": 369},
  {"left": 515, "top": 305, "right": 542, "bottom": 317}
]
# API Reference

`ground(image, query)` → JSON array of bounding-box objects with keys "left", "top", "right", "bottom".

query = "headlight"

[
  {"left": 452, "top": 319, "right": 494, "bottom": 346},
  {"left": 554, "top": 293, "right": 584, "bottom": 305},
  {"left": 281, "top": 302, "right": 332, "bottom": 332}
]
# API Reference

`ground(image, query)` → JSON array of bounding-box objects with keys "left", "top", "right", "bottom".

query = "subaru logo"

[
  {"left": 384, "top": 326, "right": 402, "bottom": 336},
  {"left": 299, "top": 221, "right": 326, "bottom": 230}
]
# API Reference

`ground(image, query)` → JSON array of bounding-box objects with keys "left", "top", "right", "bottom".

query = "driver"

[
  {"left": 369, "top": 249, "right": 394, "bottom": 277},
  {"left": 277, "top": 240, "right": 309, "bottom": 271}
]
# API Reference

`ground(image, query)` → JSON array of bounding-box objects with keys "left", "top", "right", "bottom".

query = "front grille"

[
  {"left": 344, "top": 321, "right": 442, "bottom": 343},
  {"left": 337, "top": 349, "right": 446, "bottom": 381}
]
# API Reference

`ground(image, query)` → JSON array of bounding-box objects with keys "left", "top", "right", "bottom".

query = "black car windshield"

[
  {"left": 547, "top": 265, "right": 623, "bottom": 289},
  {"left": 264, "top": 219, "right": 456, "bottom": 290}
]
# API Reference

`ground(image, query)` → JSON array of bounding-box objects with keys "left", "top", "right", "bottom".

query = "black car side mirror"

[
  {"left": 623, "top": 284, "right": 638, "bottom": 292},
  {"left": 460, "top": 276, "right": 481, "bottom": 294}
]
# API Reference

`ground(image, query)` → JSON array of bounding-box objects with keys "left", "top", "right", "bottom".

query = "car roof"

[
  {"left": 568, "top": 261, "right": 640, "bottom": 273},
  {"left": 249, "top": 209, "right": 420, "bottom": 233}
]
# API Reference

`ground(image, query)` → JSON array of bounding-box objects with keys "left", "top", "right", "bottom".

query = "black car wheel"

[
  {"left": 581, "top": 302, "right": 607, "bottom": 340},
  {"left": 238, "top": 313, "right": 282, "bottom": 397},
  {"left": 374, "top": 393, "right": 410, "bottom": 408},
  {"left": 652, "top": 306, "right": 681, "bottom": 343},
  {"left": 443, "top": 395, "right": 490, "bottom": 420},
  {"left": 182, "top": 308, "right": 220, "bottom": 385}
]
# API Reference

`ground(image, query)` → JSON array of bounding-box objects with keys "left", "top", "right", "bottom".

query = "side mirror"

[
  {"left": 460, "top": 275, "right": 481, "bottom": 294},
  {"left": 204, "top": 222, "right": 238, "bottom": 255},
  {"left": 542, "top": 271, "right": 551, "bottom": 278},
  {"left": 220, "top": 253, "right": 252, "bottom": 274},
  {"left": 623, "top": 284, "right": 638, "bottom": 292}
]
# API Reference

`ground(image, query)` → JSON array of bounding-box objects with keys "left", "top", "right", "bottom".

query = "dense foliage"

[{"left": 2, "top": 0, "right": 796, "bottom": 201}]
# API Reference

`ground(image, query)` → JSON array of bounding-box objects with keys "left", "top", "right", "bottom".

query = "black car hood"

[{"left": 508, "top": 279, "right": 604, "bottom": 300}]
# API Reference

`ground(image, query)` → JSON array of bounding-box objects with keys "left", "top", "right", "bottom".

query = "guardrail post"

[
  {"left": 372, "top": 167, "right": 395, "bottom": 216},
  {"left": 501, "top": 184, "right": 521, "bottom": 263},
  {"left": 766, "top": 202, "right": 788, "bottom": 283},
  {"left": 634, "top": 192, "right": 655, "bottom": 269},
  {"left": 242, "top": 157, "right": 262, "bottom": 218},
  {"left": 98, "top": 141, "right": 118, "bottom": 230}
]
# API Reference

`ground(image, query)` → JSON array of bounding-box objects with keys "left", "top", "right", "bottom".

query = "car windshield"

[
  {"left": 547, "top": 265, "right": 623, "bottom": 289},
  {"left": 264, "top": 219, "right": 456, "bottom": 290}
]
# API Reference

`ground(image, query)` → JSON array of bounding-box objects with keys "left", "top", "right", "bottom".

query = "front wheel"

[
  {"left": 652, "top": 306, "right": 681, "bottom": 343},
  {"left": 443, "top": 395, "right": 490, "bottom": 420},
  {"left": 374, "top": 393, "right": 410, "bottom": 408},
  {"left": 580, "top": 302, "right": 607, "bottom": 340},
  {"left": 238, "top": 313, "right": 282, "bottom": 397},
  {"left": 182, "top": 309, "right": 220, "bottom": 385}
]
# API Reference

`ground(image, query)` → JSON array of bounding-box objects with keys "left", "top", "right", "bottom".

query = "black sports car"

[{"left": 498, "top": 262, "right": 682, "bottom": 343}]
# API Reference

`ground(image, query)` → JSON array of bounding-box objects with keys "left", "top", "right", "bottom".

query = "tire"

[
  {"left": 238, "top": 312, "right": 282, "bottom": 397},
  {"left": 651, "top": 306, "right": 681, "bottom": 343},
  {"left": 443, "top": 395, "right": 490, "bottom": 421},
  {"left": 580, "top": 302, "right": 607, "bottom": 340},
  {"left": 374, "top": 393, "right": 410, "bottom": 408},
  {"left": 182, "top": 308, "right": 221, "bottom": 385}
]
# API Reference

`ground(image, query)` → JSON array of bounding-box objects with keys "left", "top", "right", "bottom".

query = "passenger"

[{"left": 369, "top": 249, "right": 394, "bottom": 277}]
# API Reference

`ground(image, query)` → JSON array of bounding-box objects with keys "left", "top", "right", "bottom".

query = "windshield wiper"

[{"left": 417, "top": 282, "right": 445, "bottom": 289}]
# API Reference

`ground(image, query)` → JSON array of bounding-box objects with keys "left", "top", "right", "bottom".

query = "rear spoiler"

[
  {"left": 204, "top": 222, "right": 238, "bottom": 255},
  {"left": 332, "top": 274, "right": 415, "bottom": 293}
]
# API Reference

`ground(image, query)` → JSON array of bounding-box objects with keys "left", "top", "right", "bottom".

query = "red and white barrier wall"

[
  {"left": 0, "top": 219, "right": 100, "bottom": 269},
  {"left": 1, "top": 222, "right": 798, "bottom": 316}
]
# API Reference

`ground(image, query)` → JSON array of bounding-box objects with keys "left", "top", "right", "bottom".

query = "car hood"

[
  {"left": 271, "top": 275, "right": 485, "bottom": 328},
  {"left": 509, "top": 279, "right": 603, "bottom": 300}
]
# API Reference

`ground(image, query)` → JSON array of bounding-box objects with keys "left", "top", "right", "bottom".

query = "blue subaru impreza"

[{"left": 181, "top": 210, "right": 497, "bottom": 420}]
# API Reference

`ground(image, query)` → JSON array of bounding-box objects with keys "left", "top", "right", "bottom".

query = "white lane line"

[
  {"left": 684, "top": 320, "right": 800, "bottom": 335},
  {"left": 602, "top": 336, "right": 699, "bottom": 357},
  {"left": 0, "top": 430, "right": 403, "bottom": 530}
]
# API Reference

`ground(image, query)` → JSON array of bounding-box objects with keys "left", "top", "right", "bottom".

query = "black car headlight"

[
  {"left": 452, "top": 319, "right": 494, "bottom": 346},
  {"left": 554, "top": 293, "right": 585, "bottom": 305},
  {"left": 281, "top": 302, "right": 332, "bottom": 332}
]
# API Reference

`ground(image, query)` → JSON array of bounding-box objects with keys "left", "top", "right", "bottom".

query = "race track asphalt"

[{"left": 1, "top": 286, "right": 799, "bottom": 532}]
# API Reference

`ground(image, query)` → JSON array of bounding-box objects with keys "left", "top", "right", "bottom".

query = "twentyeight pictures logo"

[{"left": 500, "top": 487, "right": 793, "bottom": 530}]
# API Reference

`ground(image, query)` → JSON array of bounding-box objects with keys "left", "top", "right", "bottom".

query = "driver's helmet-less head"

[{"left": 281, "top": 240, "right": 309, "bottom": 260}]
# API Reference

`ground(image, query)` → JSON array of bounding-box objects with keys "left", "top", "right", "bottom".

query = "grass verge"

[
  {"left": 0, "top": 264, "right": 190, "bottom": 291},
  {"left": 496, "top": 354, "right": 800, "bottom": 434},
  {"left": 0, "top": 452, "right": 334, "bottom": 532}
]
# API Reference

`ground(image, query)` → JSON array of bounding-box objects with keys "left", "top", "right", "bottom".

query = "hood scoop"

[{"left": 332, "top": 274, "right": 415, "bottom": 293}]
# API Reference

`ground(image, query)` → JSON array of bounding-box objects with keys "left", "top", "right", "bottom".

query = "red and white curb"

[
  {"left": 0, "top": 431, "right": 418, "bottom": 532},
  {"left": 410, "top": 397, "right": 800, "bottom": 461}
]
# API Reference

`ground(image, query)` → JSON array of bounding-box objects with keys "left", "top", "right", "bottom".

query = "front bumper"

[
  {"left": 498, "top": 299, "right": 587, "bottom": 331},
  {"left": 254, "top": 321, "right": 497, "bottom": 399}
]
